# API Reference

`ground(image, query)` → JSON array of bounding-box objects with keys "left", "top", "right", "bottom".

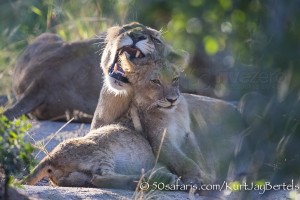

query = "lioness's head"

[
  {"left": 101, "top": 22, "right": 170, "bottom": 94},
  {"left": 124, "top": 55, "right": 181, "bottom": 112}
]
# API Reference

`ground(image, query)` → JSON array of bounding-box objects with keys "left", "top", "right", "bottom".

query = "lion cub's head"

[
  {"left": 101, "top": 22, "right": 170, "bottom": 94},
  {"left": 123, "top": 54, "right": 181, "bottom": 112}
]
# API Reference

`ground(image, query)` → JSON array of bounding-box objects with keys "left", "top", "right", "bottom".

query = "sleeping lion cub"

[{"left": 22, "top": 123, "right": 176, "bottom": 189}]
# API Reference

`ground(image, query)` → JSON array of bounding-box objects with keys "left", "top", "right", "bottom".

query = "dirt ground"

[{"left": 17, "top": 120, "right": 299, "bottom": 200}]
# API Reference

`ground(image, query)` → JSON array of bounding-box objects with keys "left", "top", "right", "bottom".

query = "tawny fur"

[
  {"left": 91, "top": 22, "right": 173, "bottom": 129},
  {"left": 23, "top": 124, "right": 158, "bottom": 189},
  {"left": 4, "top": 33, "right": 102, "bottom": 122},
  {"left": 113, "top": 54, "right": 247, "bottom": 185},
  {"left": 4, "top": 22, "right": 169, "bottom": 123}
]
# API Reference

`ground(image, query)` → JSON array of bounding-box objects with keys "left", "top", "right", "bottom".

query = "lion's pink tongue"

[{"left": 108, "top": 63, "right": 129, "bottom": 83}]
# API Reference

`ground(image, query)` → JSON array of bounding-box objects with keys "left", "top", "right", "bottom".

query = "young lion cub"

[
  {"left": 22, "top": 122, "right": 176, "bottom": 189},
  {"left": 92, "top": 52, "right": 208, "bottom": 186},
  {"left": 92, "top": 53, "right": 246, "bottom": 186}
]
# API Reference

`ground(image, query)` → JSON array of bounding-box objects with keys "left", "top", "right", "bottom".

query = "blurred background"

[
  {"left": 0, "top": 0, "right": 299, "bottom": 187},
  {"left": 1, "top": 0, "right": 299, "bottom": 100}
]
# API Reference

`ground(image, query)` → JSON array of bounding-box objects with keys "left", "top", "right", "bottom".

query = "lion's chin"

[
  {"left": 105, "top": 76, "right": 131, "bottom": 96},
  {"left": 158, "top": 105, "right": 177, "bottom": 112}
]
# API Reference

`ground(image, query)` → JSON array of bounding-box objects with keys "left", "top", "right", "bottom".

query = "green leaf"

[{"left": 31, "top": 6, "right": 43, "bottom": 16}]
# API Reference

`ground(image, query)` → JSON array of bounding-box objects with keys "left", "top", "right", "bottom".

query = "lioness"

[
  {"left": 91, "top": 22, "right": 175, "bottom": 129},
  {"left": 4, "top": 22, "right": 171, "bottom": 123},
  {"left": 22, "top": 122, "right": 176, "bottom": 189},
  {"left": 4, "top": 33, "right": 102, "bottom": 122}
]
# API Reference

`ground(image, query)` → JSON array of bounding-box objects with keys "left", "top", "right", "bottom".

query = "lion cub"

[{"left": 22, "top": 122, "right": 176, "bottom": 189}]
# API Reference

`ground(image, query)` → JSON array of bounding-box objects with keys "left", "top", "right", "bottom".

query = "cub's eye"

[
  {"left": 151, "top": 37, "right": 162, "bottom": 44},
  {"left": 150, "top": 79, "right": 161, "bottom": 85},
  {"left": 173, "top": 77, "right": 180, "bottom": 84}
]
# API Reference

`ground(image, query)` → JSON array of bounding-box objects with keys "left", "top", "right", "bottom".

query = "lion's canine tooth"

[
  {"left": 135, "top": 50, "right": 141, "bottom": 58},
  {"left": 113, "top": 63, "right": 118, "bottom": 72},
  {"left": 124, "top": 52, "right": 130, "bottom": 58}
]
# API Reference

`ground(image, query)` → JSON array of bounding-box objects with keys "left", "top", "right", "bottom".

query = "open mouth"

[{"left": 108, "top": 46, "right": 145, "bottom": 83}]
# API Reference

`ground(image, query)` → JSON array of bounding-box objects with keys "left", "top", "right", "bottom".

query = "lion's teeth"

[
  {"left": 135, "top": 50, "right": 141, "bottom": 58},
  {"left": 124, "top": 52, "right": 130, "bottom": 58},
  {"left": 113, "top": 63, "right": 118, "bottom": 72}
]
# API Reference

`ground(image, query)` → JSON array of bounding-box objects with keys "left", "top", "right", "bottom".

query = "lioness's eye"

[
  {"left": 151, "top": 37, "right": 162, "bottom": 44},
  {"left": 150, "top": 79, "right": 161, "bottom": 85}
]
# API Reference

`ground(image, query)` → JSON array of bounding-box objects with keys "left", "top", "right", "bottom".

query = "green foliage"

[
  {"left": 0, "top": 114, "right": 34, "bottom": 184},
  {"left": 1, "top": 0, "right": 300, "bottom": 98}
]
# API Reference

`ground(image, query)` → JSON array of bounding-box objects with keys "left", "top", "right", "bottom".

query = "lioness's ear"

[
  {"left": 167, "top": 49, "right": 190, "bottom": 72},
  {"left": 106, "top": 25, "right": 123, "bottom": 40}
]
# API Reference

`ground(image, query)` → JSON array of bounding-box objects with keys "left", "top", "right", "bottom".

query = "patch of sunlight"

[
  {"left": 232, "top": 10, "right": 246, "bottom": 23},
  {"left": 203, "top": 11, "right": 218, "bottom": 23},
  {"left": 203, "top": 36, "right": 219, "bottom": 55},
  {"left": 58, "top": 29, "right": 67, "bottom": 40},
  {"left": 289, "top": 191, "right": 300, "bottom": 200},
  {"left": 189, "top": 0, "right": 204, "bottom": 7},
  {"left": 219, "top": 0, "right": 232, "bottom": 10},
  {"left": 229, "top": 181, "right": 241, "bottom": 191},
  {"left": 186, "top": 18, "right": 202, "bottom": 34},
  {"left": 255, "top": 180, "right": 266, "bottom": 186},
  {"left": 169, "top": 12, "right": 186, "bottom": 33},
  {"left": 31, "top": 6, "right": 42, "bottom": 16},
  {"left": 221, "top": 21, "right": 232, "bottom": 33}
]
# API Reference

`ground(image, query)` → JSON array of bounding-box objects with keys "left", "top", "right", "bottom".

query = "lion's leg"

[
  {"left": 57, "top": 172, "right": 92, "bottom": 187},
  {"left": 4, "top": 83, "right": 45, "bottom": 120},
  {"left": 91, "top": 174, "right": 140, "bottom": 190},
  {"left": 154, "top": 141, "right": 204, "bottom": 186},
  {"left": 91, "top": 170, "right": 179, "bottom": 190},
  {"left": 182, "top": 133, "right": 216, "bottom": 182},
  {"left": 91, "top": 83, "right": 132, "bottom": 130},
  {"left": 143, "top": 166, "right": 179, "bottom": 185}
]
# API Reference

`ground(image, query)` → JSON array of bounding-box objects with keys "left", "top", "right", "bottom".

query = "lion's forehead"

[
  {"left": 149, "top": 64, "right": 179, "bottom": 79},
  {"left": 120, "top": 23, "right": 161, "bottom": 38}
]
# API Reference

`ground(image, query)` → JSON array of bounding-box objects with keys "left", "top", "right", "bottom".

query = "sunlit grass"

[{"left": 0, "top": 0, "right": 118, "bottom": 96}]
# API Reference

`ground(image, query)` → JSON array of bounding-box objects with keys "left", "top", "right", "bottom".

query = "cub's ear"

[{"left": 167, "top": 49, "right": 190, "bottom": 72}]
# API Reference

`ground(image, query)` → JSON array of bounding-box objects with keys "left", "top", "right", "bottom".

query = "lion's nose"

[
  {"left": 130, "top": 34, "right": 147, "bottom": 45},
  {"left": 166, "top": 97, "right": 178, "bottom": 104}
]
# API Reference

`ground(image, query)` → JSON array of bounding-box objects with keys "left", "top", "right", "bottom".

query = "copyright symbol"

[{"left": 139, "top": 182, "right": 150, "bottom": 191}]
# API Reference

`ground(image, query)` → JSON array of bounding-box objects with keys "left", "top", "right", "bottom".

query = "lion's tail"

[
  {"left": 91, "top": 170, "right": 177, "bottom": 190},
  {"left": 22, "top": 157, "right": 52, "bottom": 185},
  {"left": 91, "top": 174, "right": 140, "bottom": 190},
  {"left": 4, "top": 83, "right": 45, "bottom": 120}
]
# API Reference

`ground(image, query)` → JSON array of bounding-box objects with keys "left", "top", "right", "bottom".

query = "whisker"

[{"left": 161, "top": 29, "right": 168, "bottom": 36}]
